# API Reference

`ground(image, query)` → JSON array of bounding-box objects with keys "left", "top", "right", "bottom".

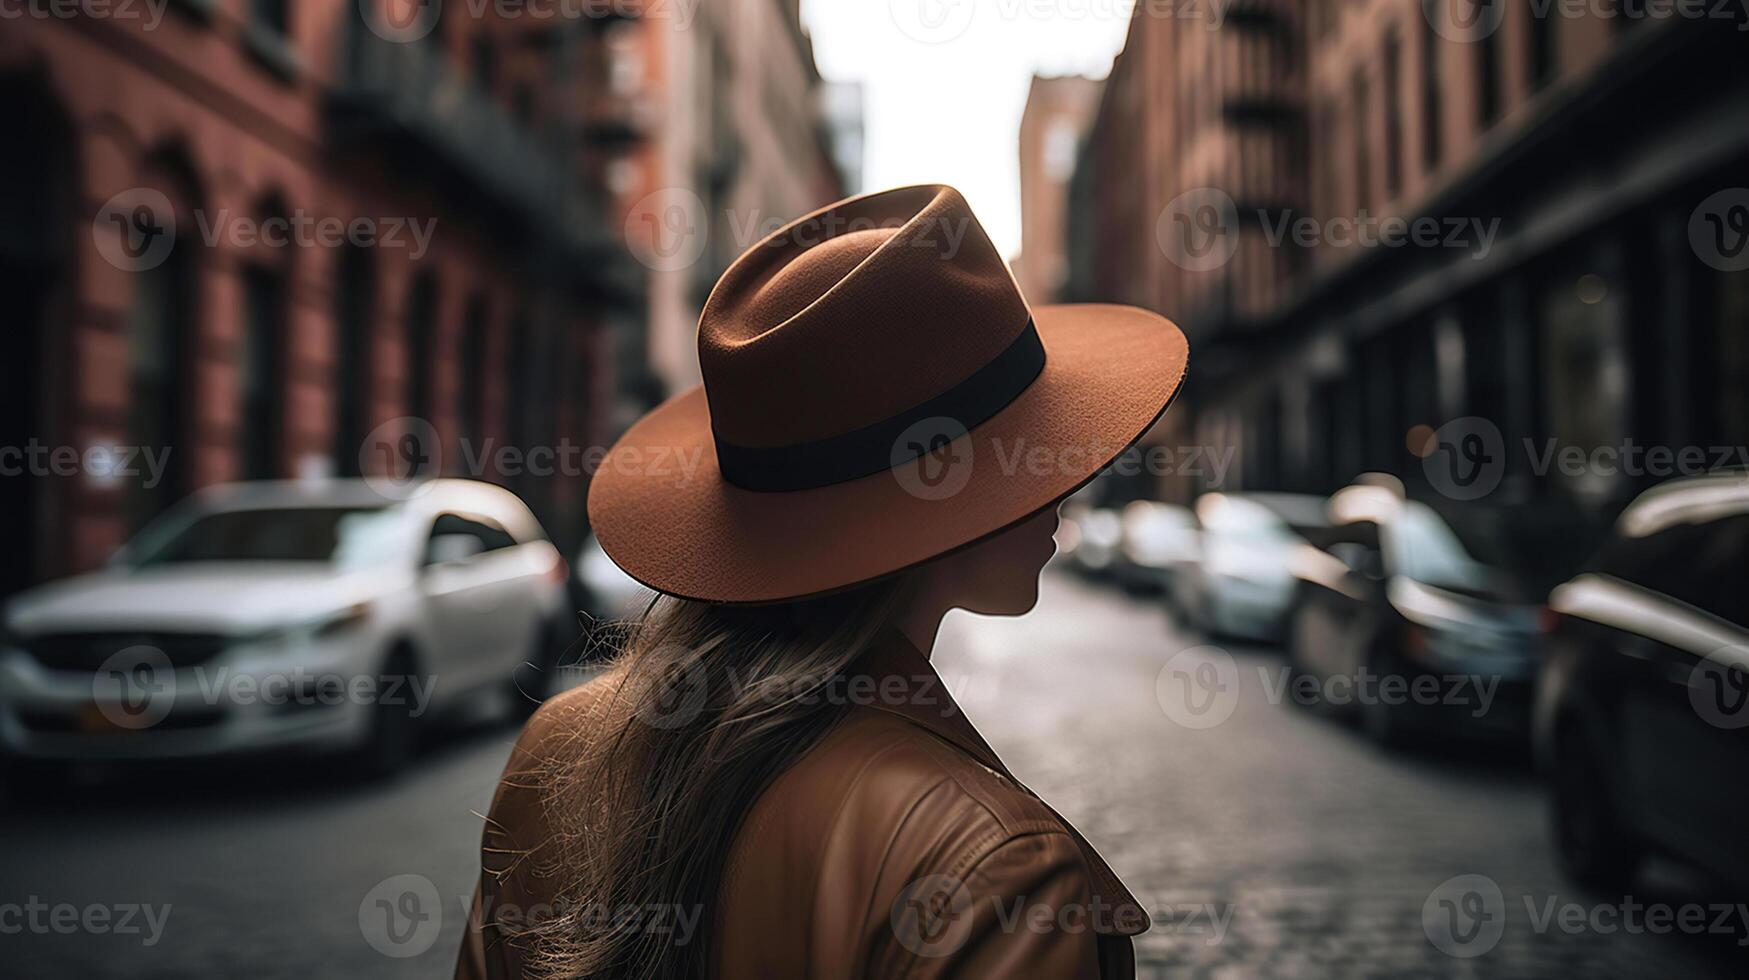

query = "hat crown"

[{"left": 698, "top": 185, "right": 1031, "bottom": 451}]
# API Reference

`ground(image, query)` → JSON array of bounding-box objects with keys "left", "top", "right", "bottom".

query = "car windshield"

[
  {"left": 1201, "top": 497, "right": 1297, "bottom": 545},
  {"left": 130, "top": 506, "right": 408, "bottom": 570},
  {"left": 1386, "top": 503, "right": 1492, "bottom": 593}
]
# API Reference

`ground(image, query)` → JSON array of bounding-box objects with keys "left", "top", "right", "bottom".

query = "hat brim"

[{"left": 587, "top": 304, "right": 1189, "bottom": 604}]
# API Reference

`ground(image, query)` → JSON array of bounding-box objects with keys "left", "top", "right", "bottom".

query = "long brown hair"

[{"left": 527, "top": 577, "right": 915, "bottom": 978}]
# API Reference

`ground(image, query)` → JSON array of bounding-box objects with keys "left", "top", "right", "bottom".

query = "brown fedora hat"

[{"left": 588, "top": 185, "right": 1188, "bottom": 603}]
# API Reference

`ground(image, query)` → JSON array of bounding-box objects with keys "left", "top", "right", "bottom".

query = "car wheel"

[
  {"left": 1361, "top": 683, "right": 1405, "bottom": 747},
  {"left": 357, "top": 647, "right": 422, "bottom": 779},
  {"left": 1551, "top": 718, "right": 1641, "bottom": 892},
  {"left": 1360, "top": 646, "right": 1408, "bottom": 747}
]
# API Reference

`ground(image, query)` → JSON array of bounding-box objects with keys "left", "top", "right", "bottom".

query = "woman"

[{"left": 455, "top": 185, "right": 1187, "bottom": 979}]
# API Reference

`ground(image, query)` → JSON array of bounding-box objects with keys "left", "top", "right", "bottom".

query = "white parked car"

[
  {"left": 0, "top": 479, "right": 569, "bottom": 775},
  {"left": 1188, "top": 492, "right": 1330, "bottom": 642}
]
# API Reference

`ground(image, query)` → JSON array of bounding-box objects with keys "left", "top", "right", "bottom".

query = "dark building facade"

[
  {"left": 1069, "top": 1, "right": 1749, "bottom": 515},
  {"left": 0, "top": 0, "right": 644, "bottom": 597}
]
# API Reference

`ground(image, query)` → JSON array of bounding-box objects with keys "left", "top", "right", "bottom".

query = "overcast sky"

[{"left": 800, "top": 0, "right": 1136, "bottom": 259}]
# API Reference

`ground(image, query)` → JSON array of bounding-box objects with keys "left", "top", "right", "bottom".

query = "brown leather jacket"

[{"left": 454, "top": 630, "right": 1148, "bottom": 978}]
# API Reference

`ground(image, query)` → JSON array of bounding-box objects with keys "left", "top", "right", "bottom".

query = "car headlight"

[{"left": 243, "top": 602, "right": 373, "bottom": 648}]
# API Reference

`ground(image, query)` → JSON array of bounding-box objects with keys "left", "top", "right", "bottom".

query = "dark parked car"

[
  {"left": 1182, "top": 492, "right": 1330, "bottom": 641},
  {"left": 1535, "top": 473, "right": 1749, "bottom": 893},
  {"left": 1287, "top": 481, "right": 1599, "bottom": 746}
]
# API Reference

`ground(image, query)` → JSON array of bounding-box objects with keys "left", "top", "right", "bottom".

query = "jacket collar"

[{"left": 853, "top": 628, "right": 1151, "bottom": 936}]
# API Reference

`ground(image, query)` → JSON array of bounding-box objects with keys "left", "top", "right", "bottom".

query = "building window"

[
  {"left": 251, "top": 0, "right": 288, "bottom": 35},
  {"left": 1383, "top": 30, "right": 1404, "bottom": 201},
  {"left": 404, "top": 272, "right": 438, "bottom": 425},
  {"left": 1316, "top": 102, "right": 1337, "bottom": 220},
  {"left": 1716, "top": 270, "right": 1749, "bottom": 449},
  {"left": 333, "top": 247, "right": 375, "bottom": 476},
  {"left": 127, "top": 250, "right": 191, "bottom": 529},
  {"left": 240, "top": 263, "right": 286, "bottom": 481},
  {"left": 1351, "top": 69, "right": 1371, "bottom": 215},
  {"left": 458, "top": 296, "right": 488, "bottom": 449},
  {"left": 472, "top": 36, "right": 497, "bottom": 93},
  {"left": 1529, "top": 7, "right": 1556, "bottom": 91},
  {"left": 1476, "top": 11, "right": 1501, "bottom": 128},
  {"left": 1540, "top": 270, "right": 1628, "bottom": 504},
  {"left": 1421, "top": 6, "right": 1443, "bottom": 171}
]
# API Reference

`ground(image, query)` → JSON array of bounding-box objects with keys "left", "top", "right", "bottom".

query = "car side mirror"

[{"left": 425, "top": 533, "right": 485, "bottom": 568}]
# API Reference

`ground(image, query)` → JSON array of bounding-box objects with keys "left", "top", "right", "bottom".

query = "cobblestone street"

[
  {"left": 938, "top": 571, "right": 1746, "bottom": 978},
  {"left": 4, "top": 569, "right": 1745, "bottom": 978}
]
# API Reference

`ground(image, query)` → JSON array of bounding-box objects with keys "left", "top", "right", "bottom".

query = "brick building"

[
  {"left": 1067, "top": 1, "right": 1749, "bottom": 511},
  {"left": 613, "top": 0, "right": 852, "bottom": 396},
  {"left": 0, "top": 0, "right": 646, "bottom": 598},
  {"left": 1014, "top": 74, "right": 1101, "bottom": 305}
]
